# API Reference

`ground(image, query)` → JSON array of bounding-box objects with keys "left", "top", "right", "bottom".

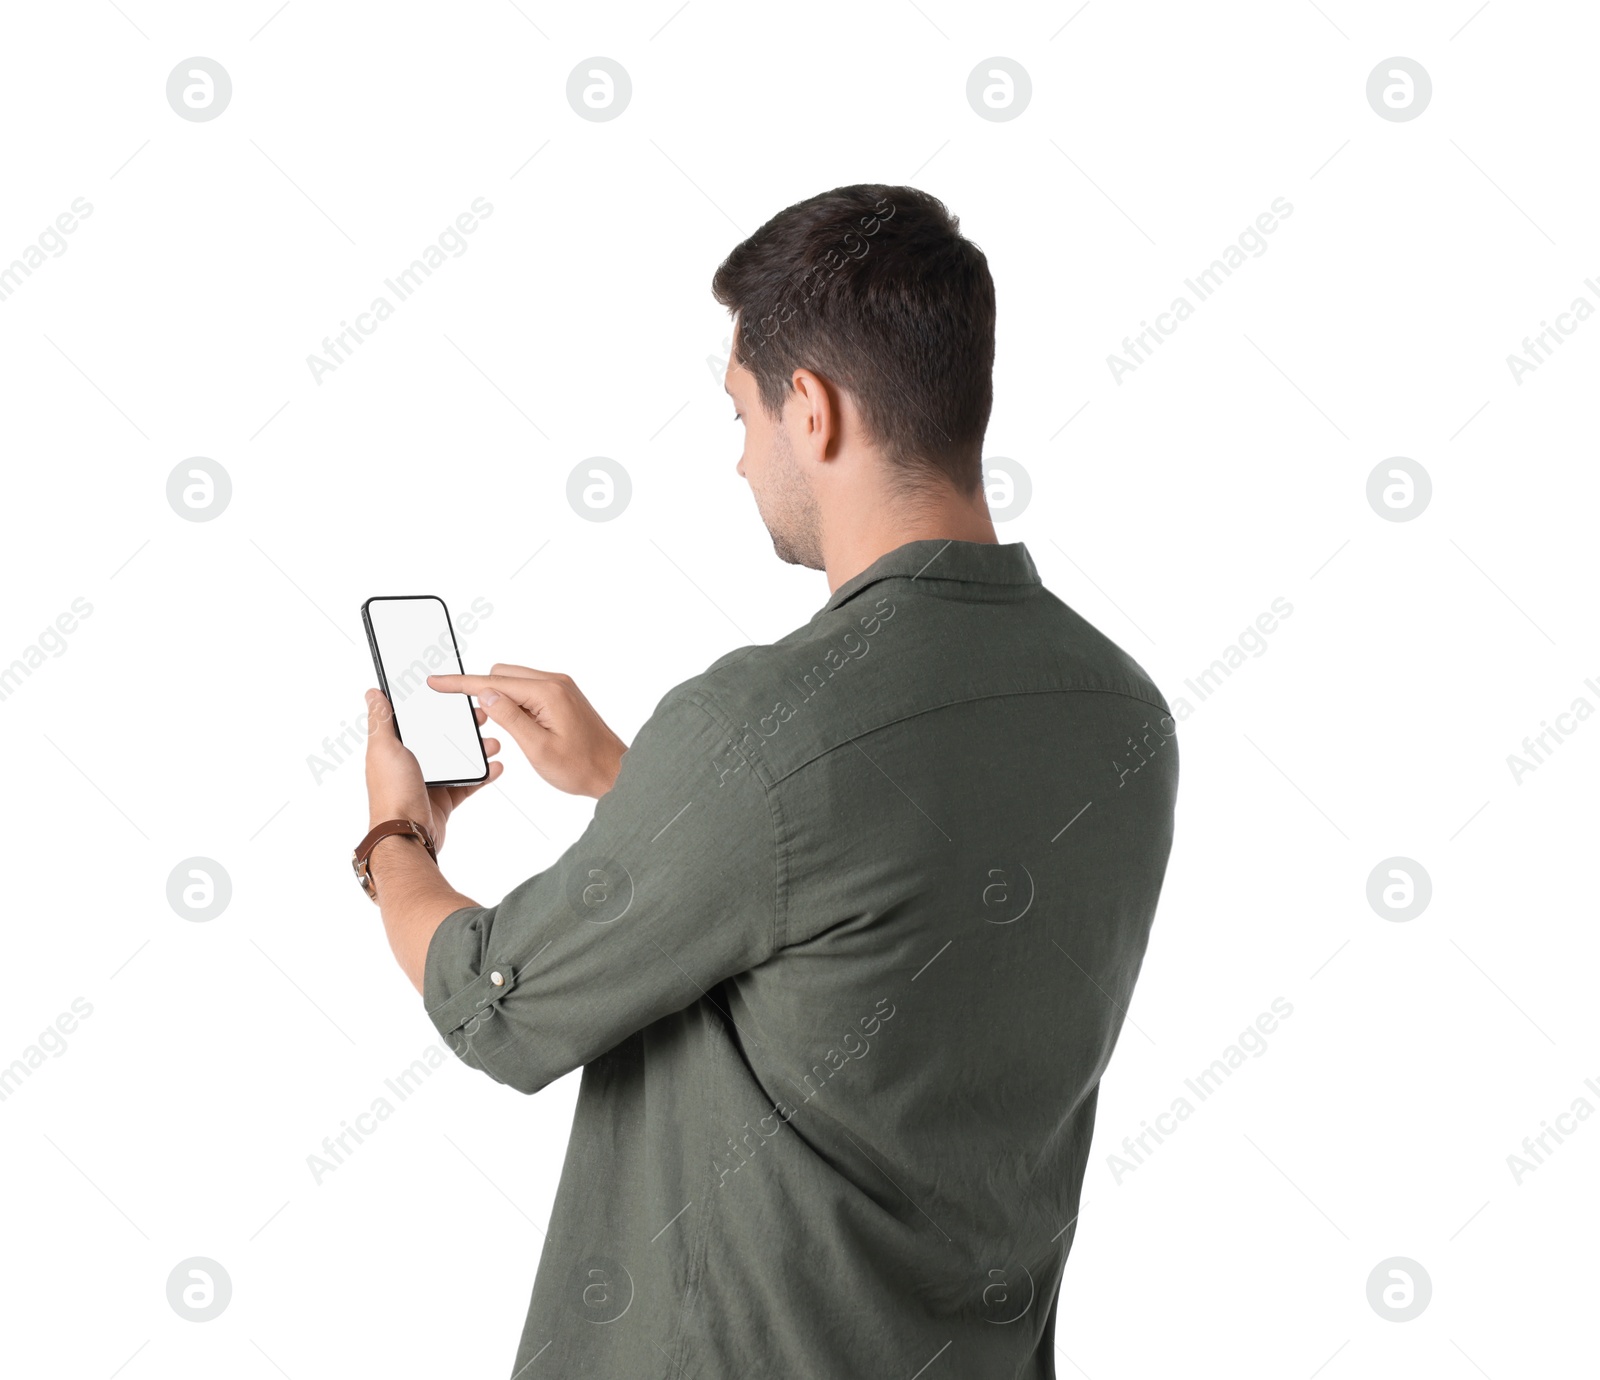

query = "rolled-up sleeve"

[{"left": 422, "top": 689, "right": 780, "bottom": 1095}]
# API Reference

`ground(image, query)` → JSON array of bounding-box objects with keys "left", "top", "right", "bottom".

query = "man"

[{"left": 358, "top": 184, "right": 1179, "bottom": 1378}]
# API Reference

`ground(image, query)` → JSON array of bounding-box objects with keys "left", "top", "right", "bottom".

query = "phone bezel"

[{"left": 360, "top": 594, "right": 490, "bottom": 789}]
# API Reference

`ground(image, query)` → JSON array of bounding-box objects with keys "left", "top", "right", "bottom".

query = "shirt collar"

[{"left": 823, "top": 538, "right": 1041, "bottom": 611}]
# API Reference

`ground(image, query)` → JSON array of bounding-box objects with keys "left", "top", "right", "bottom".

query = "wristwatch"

[{"left": 352, "top": 818, "right": 437, "bottom": 902}]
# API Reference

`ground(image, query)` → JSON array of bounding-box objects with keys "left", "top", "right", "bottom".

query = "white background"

[{"left": 1, "top": 2, "right": 1595, "bottom": 1376}]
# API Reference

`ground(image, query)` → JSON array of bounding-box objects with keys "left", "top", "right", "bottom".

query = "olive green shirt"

[{"left": 424, "top": 538, "right": 1179, "bottom": 1378}]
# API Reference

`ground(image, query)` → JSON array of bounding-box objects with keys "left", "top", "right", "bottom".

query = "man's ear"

[{"left": 789, "top": 367, "right": 837, "bottom": 460}]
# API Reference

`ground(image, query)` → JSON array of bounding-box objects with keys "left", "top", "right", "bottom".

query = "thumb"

[{"left": 365, "top": 688, "right": 399, "bottom": 743}]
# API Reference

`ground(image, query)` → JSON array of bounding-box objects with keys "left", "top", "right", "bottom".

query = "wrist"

[
  {"left": 591, "top": 739, "right": 627, "bottom": 797},
  {"left": 370, "top": 830, "right": 431, "bottom": 863},
  {"left": 366, "top": 830, "right": 434, "bottom": 899},
  {"left": 354, "top": 817, "right": 438, "bottom": 904},
  {"left": 370, "top": 808, "right": 427, "bottom": 834}
]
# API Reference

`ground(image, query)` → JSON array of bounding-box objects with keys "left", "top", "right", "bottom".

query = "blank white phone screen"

[{"left": 365, "top": 597, "right": 485, "bottom": 784}]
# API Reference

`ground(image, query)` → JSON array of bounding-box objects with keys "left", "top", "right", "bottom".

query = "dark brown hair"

[{"left": 711, "top": 184, "right": 995, "bottom": 495}]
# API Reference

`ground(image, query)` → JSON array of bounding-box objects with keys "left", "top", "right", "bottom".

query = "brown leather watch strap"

[{"left": 352, "top": 818, "right": 437, "bottom": 902}]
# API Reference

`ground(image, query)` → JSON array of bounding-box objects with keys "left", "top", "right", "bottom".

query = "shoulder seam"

[{"left": 746, "top": 683, "right": 1175, "bottom": 787}]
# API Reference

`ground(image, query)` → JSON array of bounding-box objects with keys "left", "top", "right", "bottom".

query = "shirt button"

[{"left": 490, "top": 970, "right": 505, "bottom": 986}]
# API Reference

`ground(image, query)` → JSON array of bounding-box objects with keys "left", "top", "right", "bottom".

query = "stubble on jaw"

[{"left": 758, "top": 423, "right": 824, "bottom": 570}]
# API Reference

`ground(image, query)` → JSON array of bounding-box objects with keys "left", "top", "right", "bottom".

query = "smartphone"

[{"left": 360, "top": 595, "right": 489, "bottom": 788}]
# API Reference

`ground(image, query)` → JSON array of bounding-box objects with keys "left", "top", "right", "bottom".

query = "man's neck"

[{"left": 822, "top": 483, "right": 998, "bottom": 593}]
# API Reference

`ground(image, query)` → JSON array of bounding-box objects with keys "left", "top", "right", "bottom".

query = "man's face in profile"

[{"left": 726, "top": 344, "right": 823, "bottom": 571}]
